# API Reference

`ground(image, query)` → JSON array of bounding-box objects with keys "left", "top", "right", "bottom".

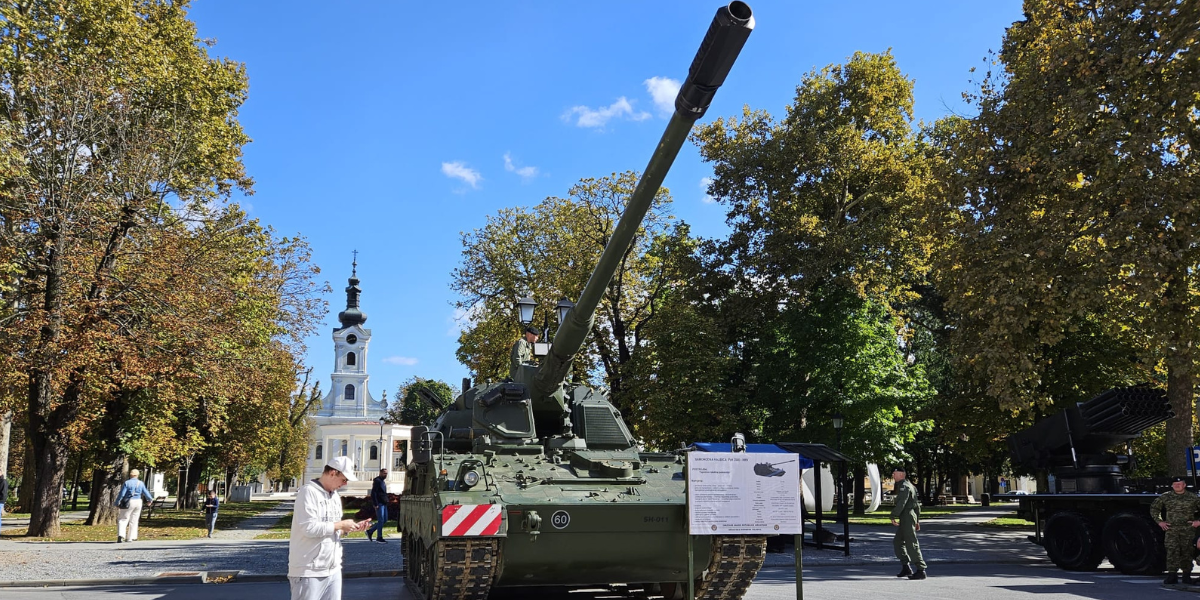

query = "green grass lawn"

[
  {"left": 977, "top": 516, "right": 1034, "bottom": 529},
  {"left": 256, "top": 507, "right": 393, "bottom": 540},
  {"left": 4, "top": 496, "right": 92, "bottom": 519},
  {"left": 2, "top": 501, "right": 281, "bottom": 542},
  {"left": 820, "top": 504, "right": 1012, "bottom": 525}
]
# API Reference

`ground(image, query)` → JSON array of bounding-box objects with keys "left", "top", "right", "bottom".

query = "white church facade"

[{"left": 304, "top": 260, "right": 411, "bottom": 495}]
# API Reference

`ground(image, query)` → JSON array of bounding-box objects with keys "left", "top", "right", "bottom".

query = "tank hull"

[{"left": 495, "top": 503, "right": 706, "bottom": 586}]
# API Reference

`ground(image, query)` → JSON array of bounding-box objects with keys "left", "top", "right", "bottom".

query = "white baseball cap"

[{"left": 325, "top": 456, "right": 358, "bottom": 482}]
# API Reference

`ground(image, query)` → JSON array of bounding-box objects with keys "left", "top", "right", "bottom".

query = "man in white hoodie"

[{"left": 288, "top": 456, "right": 370, "bottom": 600}]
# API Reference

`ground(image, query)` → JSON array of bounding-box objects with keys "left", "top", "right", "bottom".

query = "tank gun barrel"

[{"left": 532, "top": 2, "right": 754, "bottom": 403}]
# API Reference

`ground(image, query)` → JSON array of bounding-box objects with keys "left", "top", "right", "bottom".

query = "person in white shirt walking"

[
  {"left": 115, "top": 469, "right": 155, "bottom": 543},
  {"left": 288, "top": 456, "right": 370, "bottom": 600}
]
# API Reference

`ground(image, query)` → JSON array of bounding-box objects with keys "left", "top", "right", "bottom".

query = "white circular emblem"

[{"left": 551, "top": 510, "right": 571, "bottom": 529}]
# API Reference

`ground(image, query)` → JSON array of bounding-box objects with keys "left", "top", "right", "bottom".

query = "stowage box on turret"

[{"left": 398, "top": 4, "right": 759, "bottom": 599}]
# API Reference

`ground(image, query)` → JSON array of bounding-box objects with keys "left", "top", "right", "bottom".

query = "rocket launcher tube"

[{"left": 530, "top": 2, "right": 755, "bottom": 409}]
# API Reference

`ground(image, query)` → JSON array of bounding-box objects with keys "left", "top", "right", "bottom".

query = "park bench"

[{"left": 145, "top": 496, "right": 169, "bottom": 519}]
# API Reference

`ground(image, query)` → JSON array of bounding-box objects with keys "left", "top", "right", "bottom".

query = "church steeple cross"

[{"left": 352, "top": 249, "right": 358, "bottom": 277}]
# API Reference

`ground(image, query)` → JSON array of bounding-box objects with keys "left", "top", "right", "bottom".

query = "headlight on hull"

[{"left": 462, "top": 470, "right": 481, "bottom": 488}]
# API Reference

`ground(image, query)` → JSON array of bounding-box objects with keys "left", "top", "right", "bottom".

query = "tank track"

[
  {"left": 404, "top": 536, "right": 499, "bottom": 600},
  {"left": 694, "top": 535, "right": 767, "bottom": 600}
]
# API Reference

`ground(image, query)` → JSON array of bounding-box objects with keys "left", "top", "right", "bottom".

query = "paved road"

[{"left": 0, "top": 564, "right": 1180, "bottom": 600}]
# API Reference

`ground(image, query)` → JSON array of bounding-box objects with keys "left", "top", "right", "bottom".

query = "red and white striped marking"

[{"left": 441, "top": 504, "right": 503, "bottom": 536}]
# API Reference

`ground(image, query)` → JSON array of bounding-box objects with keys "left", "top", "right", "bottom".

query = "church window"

[
  {"left": 370, "top": 445, "right": 378, "bottom": 460},
  {"left": 315, "top": 444, "right": 323, "bottom": 460},
  {"left": 346, "top": 352, "right": 356, "bottom": 366},
  {"left": 345, "top": 384, "right": 355, "bottom": 400}
]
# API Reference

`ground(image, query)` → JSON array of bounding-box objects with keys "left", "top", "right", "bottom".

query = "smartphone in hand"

[{"left": 356, "top": 519, "right": 372, "bottom": 532}]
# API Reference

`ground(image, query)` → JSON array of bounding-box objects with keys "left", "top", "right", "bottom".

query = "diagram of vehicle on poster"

[{"left": 753, "top": 459, "right": 795, "bottom": 477}]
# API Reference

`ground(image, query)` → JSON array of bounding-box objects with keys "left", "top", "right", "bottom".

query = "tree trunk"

[
  {"left": 0, "top": 410, "right": 11, "bottom": 476},
  {"left": 17, "top": 436, "right": 34, "bottom": 511},
  {"left": 1164, "top": 266, "right": 1195, "bottom": 476},
  {"left": 852, "top": 464, "right": 866, "bottom": 515},
  {"left": 69, "top": 457, "right": 83, "bottom": 511},
  {"left": 85, "top": 455, "right": 126, "bottom": 526},
  {"left": 178, "top": 458, "right": 204, "bottom": 509},
  {"left": 1166, "top": 359, "right": 1195, "bottom": 476},
  {"left": 27, "top": 415, "right": 69, "bottom": 537}
]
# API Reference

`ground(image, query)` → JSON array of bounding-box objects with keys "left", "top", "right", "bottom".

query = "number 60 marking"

[{"left": 551, "top": 510, "right": 571, "bottom": 529}]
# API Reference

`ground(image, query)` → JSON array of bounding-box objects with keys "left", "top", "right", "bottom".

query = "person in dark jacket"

[
  {"left": 366, "top": 469, "right": 389, "bottom": 543},
  {"left": 203, "top": 490, "right": 220, "bottom": 538},
  {"left": 0, "top": 469, "right": 9, "bottom": 533}
]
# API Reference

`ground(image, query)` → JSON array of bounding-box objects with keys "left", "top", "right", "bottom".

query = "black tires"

[
  {"left": 1044, "top": 511, "right": 1105, "bottom": 571},
  {"left": 1102, "top": 512, "right": 1165, "bottom": 575}
]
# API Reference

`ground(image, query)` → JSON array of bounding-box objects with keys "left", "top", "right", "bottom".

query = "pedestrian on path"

[
  {"left": 115, "top": 469, "right": 154, "bottom": 543},
  {"left": 288, "top": 455, "right": 370, "bottom": 600},
  {"left": 0, "top": 469, "right": 8, "bottom": 532},
  {"left": 203, "top": 490, "right": 220, "bottom": 538},
  {"left": 366, "top": 468, "right": 389, "bottom": 543},
  {"left": 1151, "top": 476, "right": 1200, "bottom": 585},
  {"left": 891, "top": 467, "right": 927, "bottom": 580}
]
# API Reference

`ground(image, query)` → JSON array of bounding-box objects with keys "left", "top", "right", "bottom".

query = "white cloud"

[
  {"left": 382, "top": 356, "right": 419, "bottom": 366},
  {"left": 644, "top": 76, "right": 681, "bottom": 115},
  {"left": 503, "top": 152, "right": 540, "bottom": 181},
  {"left": 700, "top": 177, "right": 716, "bottom": 204},
  {"left": 441, "top": 161, "right": 482, "bottom": 189},
  {"left": 562, "top": 97, "right": 651, "bottom": 128},
  {"left": 448, "top": 304, "right": 483, "bottom": 337}
]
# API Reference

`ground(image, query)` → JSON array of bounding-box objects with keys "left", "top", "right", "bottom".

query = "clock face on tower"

[{"left": 346, "top": 334, "right": 358, "bottom": 345}]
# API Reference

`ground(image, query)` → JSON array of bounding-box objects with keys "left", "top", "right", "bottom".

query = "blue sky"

[{"left": 186, "top": 0, "right": 1024, "bottom": 402}]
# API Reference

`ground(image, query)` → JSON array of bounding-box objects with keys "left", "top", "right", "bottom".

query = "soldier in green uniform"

[
  {"left": 509, "top": 326, "right": 539, "bottom": 378},
  {"left": 891, "top": 467, "right": 927, "bottom": 580},
  {"left": 1150, "top": 476, "right": 1200, "bottom": 585}
]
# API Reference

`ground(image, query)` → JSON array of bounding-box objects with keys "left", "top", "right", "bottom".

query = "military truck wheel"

[
  {"left": 1044, "top": 511, "right": 1105, "bottom": 571},
  {"left": 1102, "top": 512, "right": 1165, "bottom": 575}
]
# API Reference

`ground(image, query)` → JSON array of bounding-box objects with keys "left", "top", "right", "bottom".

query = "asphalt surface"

[{"left": 0, "top": 563, "right": 1184, "bottom": 600}]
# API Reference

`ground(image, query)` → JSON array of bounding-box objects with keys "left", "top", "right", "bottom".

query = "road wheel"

[
  {"left": 1044, "top": 511, "right": 1105, "bottom": 571},
  {"left": 402, "top": 532, "right": 415, "bottom": 581},
  {"left": 1102, "top": 512, "right": 1164, "bottom": 575}
]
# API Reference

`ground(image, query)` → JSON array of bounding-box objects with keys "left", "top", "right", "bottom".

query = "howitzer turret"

[
  {"left": 400, "top": 5, "right": 761, "bottom": 599},
  {"left": 1008, "top": 386, "right": 1173, "bottom": 493}
]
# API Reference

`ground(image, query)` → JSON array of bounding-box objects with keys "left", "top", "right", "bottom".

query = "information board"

[{"left": 687, "top": 451, "right": 802, "bottom": 535}]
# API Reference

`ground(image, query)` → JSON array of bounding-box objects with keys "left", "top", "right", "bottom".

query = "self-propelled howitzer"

[{"left": 399, "top": 4, "right": 760, "bottom": 600}]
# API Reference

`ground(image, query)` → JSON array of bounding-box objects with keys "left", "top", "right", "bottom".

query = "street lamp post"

[
  {"left": 832, "top": 413, "right": 845, "bottom": 523},
  {"left": 379, "top": 418, "right": 387, "bottom": 475},
  {"left": 516, "top": 297, "right": 536, "bottom": 325}
]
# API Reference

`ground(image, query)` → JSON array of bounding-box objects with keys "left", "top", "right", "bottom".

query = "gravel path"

[
  {"left": 211, "top": 501, "right": 294, "bottom": 540},
  {"left": 0, "top": 500, "right": 404, "bottom": 584}
]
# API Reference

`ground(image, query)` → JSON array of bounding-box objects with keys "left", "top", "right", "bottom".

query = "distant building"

[{"left": 304, "top": 259, "right": 411, "bottom": 495}]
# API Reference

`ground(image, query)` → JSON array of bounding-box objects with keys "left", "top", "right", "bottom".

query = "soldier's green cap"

[
  {"left": 524, "top": 325, "right": 541, "bottom": 336},
  {"left": 893, "top": 466, "right": 906, "bottom": 473},
  {"left": 1172, "top": 476, "right": 1187, "bottom": 483}
]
